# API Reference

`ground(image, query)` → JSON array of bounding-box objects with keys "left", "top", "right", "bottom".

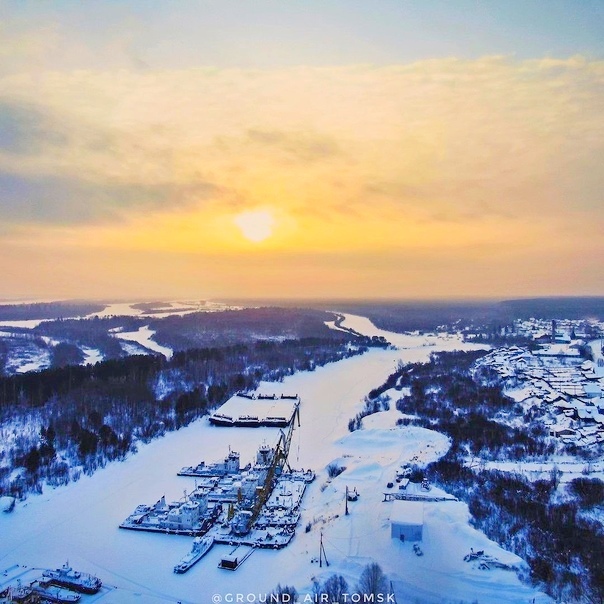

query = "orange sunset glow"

[{"left": 0, "top": 4, "right": 603, "bottom": 300}]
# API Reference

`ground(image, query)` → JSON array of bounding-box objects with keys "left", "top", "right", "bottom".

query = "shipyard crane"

[{"left": 247, "top": 402, "right": 301, "bottom": 527}]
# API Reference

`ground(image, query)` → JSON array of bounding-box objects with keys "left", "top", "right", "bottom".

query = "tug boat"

[
  {"left": 42, "top": 563, "right": 102, "bottom": 594},
  {"left": 173, "top": 536, "right": 214, "bottom": 573}
]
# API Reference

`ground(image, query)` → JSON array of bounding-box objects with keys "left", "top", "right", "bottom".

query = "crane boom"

[{"left": 248, "top": 402, "right": 300, "bottom": 526}]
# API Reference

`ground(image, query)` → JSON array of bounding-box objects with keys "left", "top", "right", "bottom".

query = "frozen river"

[{"left": 0, "top": 314, "right": 550, "bottom": 604}]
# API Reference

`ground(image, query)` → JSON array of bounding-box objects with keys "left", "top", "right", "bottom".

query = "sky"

[{"left": 0, "top": 0, "right": 603, "bottom": 301}]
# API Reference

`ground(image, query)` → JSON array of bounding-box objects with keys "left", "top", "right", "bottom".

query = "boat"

[
  {"left": 209, "top": 413, "right": 235, "bottom": 427},
  {"left": 173, "top": 536, "right": 215, "bottom": 573},
  {"left": 3, "top": 584, "right": 36, "bottom": 603},
  {"left": 33, "top": 582, "right": 81, "bottom": 603},
  {"left": 178, "top": 449, "right": 241, "bottom": 477},
  {"left": 42, "top": 563, "right": 102, "bottom": 594},
  {"left": 263, "top": 416, "right": 288, "bottom": 427},
  {"left": 235, "top": 415, "right": 260, "bottom": 427}
]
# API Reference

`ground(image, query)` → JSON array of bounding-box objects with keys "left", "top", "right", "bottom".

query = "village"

[{"left": 473, "top": 319, "right": 604, "bottom": 449}]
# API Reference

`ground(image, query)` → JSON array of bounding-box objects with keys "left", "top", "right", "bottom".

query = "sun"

[{"left": 234, "top": 209, "right": 275, "bottom": 243}]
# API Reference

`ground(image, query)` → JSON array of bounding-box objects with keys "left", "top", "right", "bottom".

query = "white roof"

[{"left": 390, "top": 500, "right": 424, "bottom": 526}]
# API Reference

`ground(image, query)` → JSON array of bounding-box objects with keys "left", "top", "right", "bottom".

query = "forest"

[
  {"left": 146, "top": 307, "right": 348, "bottom": 350},
  {"left": 0, "top": 333, "right": 380, "bottom": 500},
  {"left": 0, "top": 301, "right": 105, "bottom": 321}
]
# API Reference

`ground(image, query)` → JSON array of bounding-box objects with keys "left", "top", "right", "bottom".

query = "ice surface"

[
  {"left": 0, "top": 319, "right": 47, "bottom": 329},
  {"left": 114, "top": 326, "right": 173, "bottom": 359}
]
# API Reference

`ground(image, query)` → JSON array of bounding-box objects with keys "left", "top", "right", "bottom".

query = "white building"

[
  {"left": 166, "top": 500, "right": 203, "bottom": 531},
  {"left": 390, "top": 500, "right": 424, "bottom": 542}
]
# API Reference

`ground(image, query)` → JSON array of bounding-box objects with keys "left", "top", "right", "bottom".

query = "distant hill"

[
  {"left": 499, "top": 297, "right": 604, "bottom": 320},
  {"left": 0, "top": 301, "right": 105, "bottom": 321}
]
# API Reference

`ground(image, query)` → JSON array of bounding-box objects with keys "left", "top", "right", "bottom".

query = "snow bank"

[{"left": 0, "top": 496, "right": 15, "bottom": 512}]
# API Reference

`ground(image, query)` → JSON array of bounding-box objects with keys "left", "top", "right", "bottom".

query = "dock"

[{"left": 218, "top": 546, "right": 255, "bottom": 570}]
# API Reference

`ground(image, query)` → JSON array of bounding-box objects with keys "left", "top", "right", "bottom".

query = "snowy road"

[{"left": 0, "top": 314, "right": 550, "bottom": 604}]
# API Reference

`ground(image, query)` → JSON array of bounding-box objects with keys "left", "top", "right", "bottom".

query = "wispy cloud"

[{"left": 0, "top": 56, "right": 602, "bottom": 296}]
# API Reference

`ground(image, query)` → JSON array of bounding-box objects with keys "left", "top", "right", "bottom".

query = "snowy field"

[{"left": 0, "top": 315, "right": 550, "bottom": 604}]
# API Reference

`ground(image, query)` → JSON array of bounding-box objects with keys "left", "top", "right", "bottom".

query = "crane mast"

[{"left": 248, "top": 402, "right": 300, "bottom": 525}]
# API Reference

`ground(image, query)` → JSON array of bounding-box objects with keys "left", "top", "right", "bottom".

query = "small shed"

[
  {"left": 390, "top": 500, "right": 424, "bottom": 542},
  {"left": 219, "top": 553, "right": 239, "bottom": 570}
]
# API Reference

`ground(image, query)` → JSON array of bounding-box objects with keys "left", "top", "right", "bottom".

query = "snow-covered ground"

[
  {"left": 0, "top": 319, "right": 47, "bottom": 329},
  {"left": 4, "top": 345, "right": 51, "bottom": 374},
  {"left": 114, "top": 326, "right": 173, "bottom": 359},
  {"left": 0, "top": 315, "right": 550, "bottom": 604},
  {"left": 13, "top": 357, "right": 49, "bottom": 373},
  {"left": 0, "top": 300, "right": 243, "bottom": 375},
  {"left": 81, "top": 346, "right": 104, "bottom": 366},
  {"left": 0, "top": 333, "right": 103, "bottom": 374}
]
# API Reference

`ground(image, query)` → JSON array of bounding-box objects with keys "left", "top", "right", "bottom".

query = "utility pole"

[
  {"left": 345, "top": 486, "right": 349, "bottom": 515},
  {"left": 319, "top": 531, "right": 329, "bottom": 568},
  {"left": 389, "top": 581, "right": 397, "bottom": 604},
  {"left": 319, "top": 531, "right": 323, "bottom": 567}
]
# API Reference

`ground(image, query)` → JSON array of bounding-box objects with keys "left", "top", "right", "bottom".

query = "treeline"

[
  {"left": 1, "top": 336, "right": 374, "bottom": 499},
  {"left": 24, "top": 307, "right": 354, "bottom": 362},
  {"left": 500, "top": 297, "right": 604, "bottom": 321},
  {"left": 348, "top": 394, "right": 390, "bottom": 432},
  {"left": 269, "top": 562, "right": 391, "bottom": 603},
  {"left": 0, "top": 301, "right": 105, "bottom": 321},
  {"left": 148, "top": 307, "right": 352, "bottom": 351}
]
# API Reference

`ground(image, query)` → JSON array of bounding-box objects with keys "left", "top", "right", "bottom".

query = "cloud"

[
  {"left": 0, "top": 56, "right": 602, "bottom": 260},
  {"left": 245, "top": 128, "right": 341, "bottom": 163},
  {"left": 0, "top": 100, "right": 68, "bottom": 154},
  {"left": 0, "top": 171, "right": 219, "bottom": 225}
]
